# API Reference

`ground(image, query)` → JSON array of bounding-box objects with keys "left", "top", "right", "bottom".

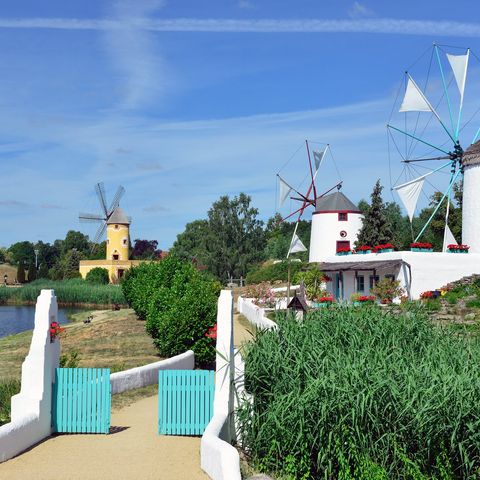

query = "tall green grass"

[
  {"left": 238, "top": 306, "right": 480, "bottom": 479},
  {"left": 0, "top": 279, "right": 126, "bottom": 306},
  {"left": 0, "top": 378, "right": 20, "bottom": 425}
]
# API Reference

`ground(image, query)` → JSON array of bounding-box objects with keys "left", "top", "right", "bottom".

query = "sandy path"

[
  {"left": 0, "top": 395, "right": 208, "bottom": 480},
  {"left": 233, "top": 313, "right": 253, "bottom": 349}
]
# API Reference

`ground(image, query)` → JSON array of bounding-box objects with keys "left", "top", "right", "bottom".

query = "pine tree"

[
  {"left": 17, "top": 261, "right": 26, "bottom": 283},
  {"left": 64, "top": 249, "right": 81, "bottom": 279},
  {"left": 27, "top": 263, "right": 37, "bottom": 282},
  {"left": 355, "top": 180, "right": 393, "bottom": 247},
  {"left": 37, "top": 263, "right": 50, "bottom": 279}
]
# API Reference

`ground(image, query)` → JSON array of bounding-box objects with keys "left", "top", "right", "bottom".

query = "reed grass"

[
  {"left": 0, "top": 279, "right": 126, "bottom": 306},
  {"left": 238, "top": 305, "right": 480, "bottom": 479},
  {"left": 0, "top": 378, "right": 20, "bottom": 426}
]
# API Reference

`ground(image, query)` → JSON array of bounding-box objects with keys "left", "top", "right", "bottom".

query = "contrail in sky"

[{"left": 0, "top": 17, "right": 478, "bottom": 38}]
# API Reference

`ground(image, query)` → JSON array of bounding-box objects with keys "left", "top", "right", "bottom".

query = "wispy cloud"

[
  {"left": 136, "top": 161, "right": 163, "bottom": 171},
  {"left": 0, "top": 200, "right": 28, "bottom": 208},
  {"left": 348, "top": 2, "right": 375, "bottom": 19},
  {"left": 102, "top": 0, "right": 170, "bottom": 109},
  {"left": 0, "top": 17, "right": 480, "bottom": 37}
]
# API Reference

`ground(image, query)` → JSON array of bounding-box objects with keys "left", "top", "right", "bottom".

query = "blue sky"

[{"left": 1, "top": 0, "right": 480, "bottom": 249}]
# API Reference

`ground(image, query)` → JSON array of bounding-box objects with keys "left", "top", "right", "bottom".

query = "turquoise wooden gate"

[
  {"left": 53, "top": 368, "right": 111, "bottom": 434},
  {"left": 158, "top": 370, "right": 214, "bottom": 436}
]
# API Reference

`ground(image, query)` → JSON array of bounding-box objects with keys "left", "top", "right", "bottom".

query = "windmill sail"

[
  {"left": 442, "top": 224, "right": 457, "bottom": 252},
  {"left": 313, "top": 150, "right": 326, "bottom": 171},
  {"left": 399, "top": 76, "right": 435, "bottom": 113},
  {"left": 287, "top": 233, "right": 307, "bottom": 257},
  {"left": 447, "top": 51, "right": 469, "bottom": 106},
  {"left": 393, "top": 174, "right": 428, "bottom": 222},
  {"left": 278, "top": 175, "right": 293, "bottom": 207}
]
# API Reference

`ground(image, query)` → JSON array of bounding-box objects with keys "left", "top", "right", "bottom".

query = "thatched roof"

[
  {"left": 315, "top": 191, "right": 360, "bottom": 213},
  {"left": 463, "top": 140, "right": 480, "bottom": 167},
  {"left": 107, "top": 207, "right": 130, "bottom": 225}
]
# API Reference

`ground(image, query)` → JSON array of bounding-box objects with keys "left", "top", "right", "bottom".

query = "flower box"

[
  {"left": 447, "top": 244, "right": 469, "bottom": 253},
  {"left": 373, "top": 243, "right": 395, "bottom": 253},
  {"left": 377, "top": 248, "right": 393, "bottom": 253},
  {"left": 336, "top": 251, "right": 352, "bottom": 256},
  {"left": 410, "top": 242, "right": 432, "bottom": 253},
  {"left": 356, "top": 249, "right": 372, "bottom": 255},
  {"left": 411, "top": 248, "right": 433, "bottom": 252},
  {"left": 355, "top": 246, "right": 373, "bottom": 254}
]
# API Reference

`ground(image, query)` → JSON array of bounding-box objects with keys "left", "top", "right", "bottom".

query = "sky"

[{"left": 1, "top": 0, "right": 480, "bottom": 249}]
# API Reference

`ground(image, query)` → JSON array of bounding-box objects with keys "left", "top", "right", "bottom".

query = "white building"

[{"left": 309, "top": 142, "right": 480, "bottom": 301}]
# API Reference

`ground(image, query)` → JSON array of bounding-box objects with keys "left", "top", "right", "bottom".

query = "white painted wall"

[
  {"left": 201, "top": 290, "right": 241, "bottom": 480},
  {"left": 0, "top": 290, "right": 60, "bottom": 463},
  {"left": 110, "top": 351, "right": 195, "bottom": 395},
  {"left": 309, "top": 211, "right": 363, "bottom": 262},
  {"left": 462, "top": 163, "right": 480, "bottom": 252},
  {"left": 237, "top": 296, "right": 277, "bottom": 330}
]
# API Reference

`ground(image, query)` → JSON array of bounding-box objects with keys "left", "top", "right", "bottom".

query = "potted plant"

[
  {"left": 336, "top": 247, "right": 352, "bottom": 256},
  {"left": 371, "top": 278, "right": 405, "bottom": 304},
  {"left": 350, "top": 293, "right": 376, "bottom": 305},
  {"left": 447, "top": 244, "right": 469, "bottom": 254},
  {"left": 314, "top": 295, "right": 334, "bottom": 307},
  {"left": 355, "top": 245, "right": 373, "bottom": 255},
  {"left": 410, "top": 242, "right": 433, "bottom": 252},
  {"left": 373, "top": 243, "right": 395, "bottom": 253}
]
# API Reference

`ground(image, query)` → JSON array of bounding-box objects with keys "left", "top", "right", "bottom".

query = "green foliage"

[
  {"left": 37, "top": 262, "right": 49, "bottom": 279},
  {"left": 371, "top": 278, "right": 405, "bottom": 303},
  {"left": 124, "top": 256, "right": 220, "bottom": 366},
  {"left": 8, "top": 241, "right": 35, "bottom": 265},
  {"left": 246, "top": 260, "right": 303, "bottom": 284},
  {"left": 86, "top": 267, "right": 110, "bottom": 285},
  {"left": 27, "top": 263, "right": 36, "bottom": 282},
  {"left": 60, "top": 350, "right": 80, "bottom": 368},
  {"left": 63, "top": 230, "right": 90, "bottom": 256},
  {"left": 131, "top": 239, "right": 160, "bottom": 260},
  {"left": 293, "top": 264, "right": 327, "bottom": 301},
  {"left": 355, "top": 180, "right": 393, "bottom": 248},
  {"left": 238, "top": 307, "right": 480, "bottom": 479},
  {"left": 16, "top": 261, "right": 26, "bottom": 283},
  {"left": 0, "top": 378, "right": 20, "bottom": 425},
  {"left": 0, "top": 279, "right": 126, "bottom": 306},
  {"left": 264, "top": 215, "right": 310, "bottom": 261},
  {"left": 172, "top": 193, "right": 266, "bottom": 282}
]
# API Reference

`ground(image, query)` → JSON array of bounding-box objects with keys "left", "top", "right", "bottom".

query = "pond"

[{"left": 0, "top": 306, "right": 84, "bottom": 339}]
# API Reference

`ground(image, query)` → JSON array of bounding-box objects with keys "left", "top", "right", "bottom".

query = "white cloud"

[
  {"left": 348, "top": 2, "right": 374, "bottom": 19},
  {"left": 0, "top": 17, "right": 480, "bottom": 37},
  {"left": 102, "top": 0, "right": 171, "bottom": 109}
]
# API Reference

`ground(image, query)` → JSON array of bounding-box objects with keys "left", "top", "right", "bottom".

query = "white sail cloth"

[
  {"left": 313, "top": 150, "right": 325, "bottom": 171},
  {"left": 399, "top": 77, "right": 434, "bottom": 113},
  {"left": 393, "top": 175, "right": 427, "bottom": 222},
  {"left": 443, "top": 224, "right": 458, "bottom": 252},
  {"left": 287, "top": 233, "right": 307, "bottom": 257},
  {"left": 447, "top": 51, "right": 469, "bottom": 107},
  {"left": 278, "top": 175, "right": 293, "bottom": 207}
]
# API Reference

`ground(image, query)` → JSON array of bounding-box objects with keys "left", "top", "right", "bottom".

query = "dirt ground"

[{"left": 0, "top": 394, "right": 208, "bottom": 480}]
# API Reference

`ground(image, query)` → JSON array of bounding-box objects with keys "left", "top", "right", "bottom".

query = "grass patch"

[
  {"left": 0, "top": 278, "right": 126, "bottom": 306},
  {"left": 238, "top": 305, "right": 480, "bottom": 479},
  {"left": 111, "top": 384, "right": 158, "bottom": 411},
  {"left": 0, "top": 378, "right": 20, "bottom": 426}
]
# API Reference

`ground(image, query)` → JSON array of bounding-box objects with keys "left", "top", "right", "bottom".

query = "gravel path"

[{"left": 0, "top": 394, "right": 208, "bottom": 480}]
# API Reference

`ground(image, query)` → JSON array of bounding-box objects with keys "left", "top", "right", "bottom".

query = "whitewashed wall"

[
  {"left": 110, "top": 351, "right": 194, "bottom": 394},
  {"left": 201, "top": 290, "right": 241, "bottom": 480},
  {"left": 0, "top": 290, "right": 60, "bottom": 463},
  {"left": 237, "top": 296, "right": 277, "bottom": 330},
  {"left": 309, "top": 211, "right": 363, "bottom": 262},
  {"left": 462, "top": 163, "right": 480, "bottom": 253}
]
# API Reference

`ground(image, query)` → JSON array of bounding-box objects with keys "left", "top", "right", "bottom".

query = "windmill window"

[
  {"left": 114, "top": 224, "right": 119, "bottom": 230},
  {"left": 107, "top": 239, "right": 110, "bottom": 245},
  {"left": 113, "top": 254, "right": 119, "bottom": 260},
  {"left": 338, "top": 212, "right": 348, "bottom": 221},
  {"left": 122, "top": 238, "right": 128, "bottom": 246}
]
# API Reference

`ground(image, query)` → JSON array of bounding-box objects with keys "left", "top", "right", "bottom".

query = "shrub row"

[
  {"left": 122, "top": 256, "right": 220, "bottom": 367},
  {"left": 238, "top": 306, "right": 480, "bottom": 479},
  {"left": 246, "top": 261, "right": 303, "bottom": 284}
]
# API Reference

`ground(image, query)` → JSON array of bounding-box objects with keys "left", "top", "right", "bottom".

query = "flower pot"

[
  {"left": 356, "top": 250, "right": 372, "bottom": 255},
  {"left": 353, "top": 301, "right": 361, "bottom": 306},
  {"left": 448, "top": 249, "right": 468, "bottom": 254},
  {"left": 412, "top": 248, "right": 433, "bottom": 252},
  {"left": 316, "top": 302, "right": 330, "bottom": 307},
  {"left": 336, "top": 251, "right": 352, "bottom": 256},
  {"left": 377, "top": 249, "right": 393, "bottom": 253}
]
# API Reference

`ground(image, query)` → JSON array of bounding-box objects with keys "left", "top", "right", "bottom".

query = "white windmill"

[{"left": 387, "top": 44, "right": 480, "bottom": 252}]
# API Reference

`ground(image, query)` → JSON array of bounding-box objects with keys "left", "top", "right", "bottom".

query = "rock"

[{"left": 465, "top": 312, "right": 476, "bottom": 321}]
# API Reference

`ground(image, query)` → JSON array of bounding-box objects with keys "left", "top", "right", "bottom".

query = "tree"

[
  {"left": 264, "top": 215, "right": 310, "bottom": 261},
  {"left": 131, "top": 239, "right": 160, "bottom": 259},
  {"left": 63, "top": 231, "right": 90, "bottom": 257},
  {"left": 171, "top": 193, "right": 266, "bottom": 282},
  {"left": 8, "top": 241, "right": 35, "bottom": 265},
  {"left": 355, "top": 180, "right": 393, "bottom": 247},
  {"left": 87, "top": 241, "right": 106, "bottom": 260},
  {"left": 205, "top": 193, "right": 266, "bottom": 281},
  {"left": 27, "top": 263, "right": 37, "bottom": 282},
  {"left": 86, "top": 267, "right": 109, "bottom": 285},
  {"left": 37, "top": 263, "right": 49, "bottom": 279},
  {"left": 36, "top": 241, "right": 61, "bottom": 269},
  {"left": 17, "top": 262, "right": 26, "bottom": 283},
  {"left": 64, "top": 249, "right": 81, "bottom": 279},
  {"left": 0, "top": 248, "right": 6, "bottom": 263}
]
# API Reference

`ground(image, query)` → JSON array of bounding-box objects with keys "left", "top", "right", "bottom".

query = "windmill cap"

[
  {"left": 463, "top": 140, "right": 480, "bottom": 167},
  {"left": 315, "top": 191, "right": 361, "bottom": 213},
  {"left": 107, "top": 207, "right": 130, "bottom": 225}
]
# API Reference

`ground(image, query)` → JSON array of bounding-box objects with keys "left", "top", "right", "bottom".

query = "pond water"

[{"left": 0, "top": 306, "right": 83, "bottom": 339}]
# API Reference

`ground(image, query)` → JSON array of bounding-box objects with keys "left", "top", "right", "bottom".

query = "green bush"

[
  {"left": 123, "top": 256, "right": 220, "bottom": 367},
  {"left": 0, "top": 378, "right": 20, "bottom": 425},
  {"left": 246, "top": 260, "right": 303, "bottom": 284},
  {"left": 86, "top": 267, "right": 110, "bottom": 285},
  {"left": 238, "top": 306, "right": 480, "bottom": 479}
]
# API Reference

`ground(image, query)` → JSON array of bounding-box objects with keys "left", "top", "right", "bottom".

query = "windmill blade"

[
  {"left": 93, "top": 221, "right": 107, "bottom": 244},
  {"left": 108, "top": 185, "right": 125, "bottom": 215},
  {"left": 95, "top": 182, "right": 108, "bottom": 218},
  {"left": 79, "top": 212, "right": 105, "bottom": 223}
]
